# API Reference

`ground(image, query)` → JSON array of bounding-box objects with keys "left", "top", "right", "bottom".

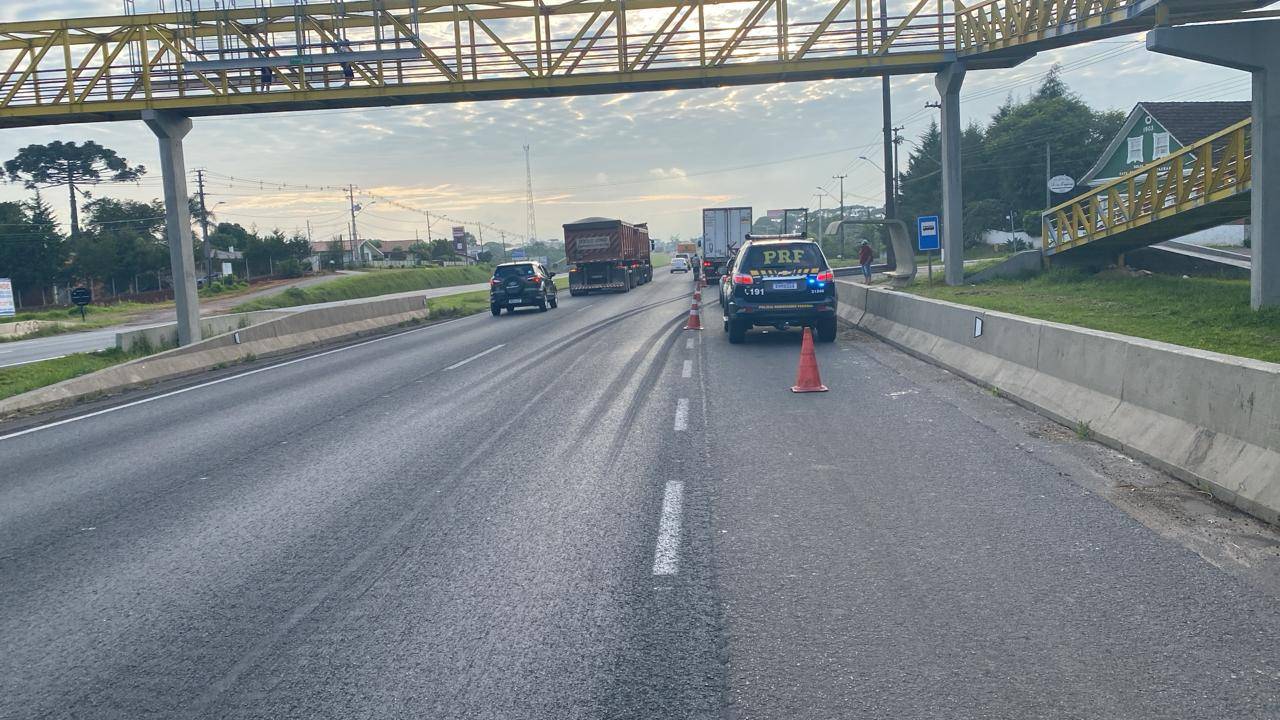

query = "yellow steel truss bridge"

[
  {"left": 0, "top": 0, "right": 1270, "bottom": 128},
  {"left": 1043, "top": 118, "right": 1252, "bottom": 260}
]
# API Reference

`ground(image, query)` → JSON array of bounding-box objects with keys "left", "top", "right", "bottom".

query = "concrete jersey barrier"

[
  {"left": 835, "top": 279, "right": 1280, "bottom": 525},
  {"left": 0, "top": 294, "right": 432, "bottom": 418}
]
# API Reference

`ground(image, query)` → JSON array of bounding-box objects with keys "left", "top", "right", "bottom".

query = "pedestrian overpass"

[
  {"left": 0, "top": 0, "right": 1275, "bottom": 344},
  {"left": 1043, "top": 118, "right": 1253, "bottom": 264}
]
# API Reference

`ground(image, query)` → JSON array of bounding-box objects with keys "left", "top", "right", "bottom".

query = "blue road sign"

[
  {"left": 510, "top": 248, "right": 527, "bottom": 259},
  {"left": 918, "top": 215, "right": 941, "bottom": 252}
]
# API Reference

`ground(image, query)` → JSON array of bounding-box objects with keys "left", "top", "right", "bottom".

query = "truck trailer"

[
  {"left": 700, "top": 207, "right": 752, "bottom": 281},
  {"left": 563, "top": 217, "right": 653, "bottom": 295}
]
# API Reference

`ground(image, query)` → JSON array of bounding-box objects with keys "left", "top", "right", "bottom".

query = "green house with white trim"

[
  {"left": 1079, "top": 101, "right": 1253, "bottom": 247},
  {"left": 1080, "top": 101, "right": 1252, "bottom": 188}
]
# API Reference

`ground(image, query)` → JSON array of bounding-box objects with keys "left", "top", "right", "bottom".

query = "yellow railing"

[
  {"left": 0, "top": 0, "right": 951, "bottom": 125},
  {"left": 1042, "top": 118, "right": 1251, "bottom": 255},
  {"left": 954, "top": 0, "right": 1140, "bottom": 53}
]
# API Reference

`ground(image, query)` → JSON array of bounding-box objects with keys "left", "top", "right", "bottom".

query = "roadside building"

[{"left": 1080, "top": 101, "right": 1252, "bottom": 247}]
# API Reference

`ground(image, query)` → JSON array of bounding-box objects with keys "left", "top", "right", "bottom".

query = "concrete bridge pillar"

[
  {"left": 935, "top": 63, "right": 967, "bottom": 286},
  {"left": 1148, "top": 21, "right": 1279, "bottom": 310},
  {"left": 142, "top": 110, "right": 202, "bottom": 345}
]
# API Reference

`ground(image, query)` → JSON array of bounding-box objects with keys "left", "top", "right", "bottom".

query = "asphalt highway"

[{"left": 2, "top": 271, "right": 1278, "bottom": 719}]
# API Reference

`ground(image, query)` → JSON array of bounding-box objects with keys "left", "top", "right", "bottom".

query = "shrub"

[{"left": 276, "top": 258, "right": 305, "bottom": 278}]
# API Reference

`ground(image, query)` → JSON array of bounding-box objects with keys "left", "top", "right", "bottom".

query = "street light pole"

[
  {"left": 833, "top": 174, "right": 847, "bottom": 257},
  {"left": 813, "top": 191, "right": 824, "bottom": 247}
]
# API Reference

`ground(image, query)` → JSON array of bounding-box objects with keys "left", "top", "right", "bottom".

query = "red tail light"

[
  {"left": 529, "top": 275, "right": 543, "bottom": 283},
  {"left": 703, "top": 261, "right": 712, "bottom": 267},
  {"left": 816, "top": 270, "right": 835, "bottom": 282},
  {"left": 732, "top": 273, "right": 753, "bottom": 285},
  {"left": 490, "top": 278, "right": 500, "bottom": 285}
]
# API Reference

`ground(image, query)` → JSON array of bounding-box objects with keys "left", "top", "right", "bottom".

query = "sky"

[{"left": 0, "top": 0, "right": 1252, "bottom": 246}]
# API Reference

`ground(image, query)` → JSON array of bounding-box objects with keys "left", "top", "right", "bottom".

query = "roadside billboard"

[{"left": 0, "top": 278, "right": 14, "bottom": 317}]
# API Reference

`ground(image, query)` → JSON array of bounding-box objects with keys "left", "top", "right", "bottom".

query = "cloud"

[{"left": 648, "top": 167, "right": 688, "bottom": 180}]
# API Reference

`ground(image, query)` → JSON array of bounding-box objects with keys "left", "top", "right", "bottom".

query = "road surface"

[
  {"left": 2, "top": 271, "right": 1278, "bottom": 719},
  {"left": 0, "top": 276, "right": 487, "bottom": 369}
]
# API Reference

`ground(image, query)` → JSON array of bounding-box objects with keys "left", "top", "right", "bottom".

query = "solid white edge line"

[
  {"left": 685, "top": 337, "right": 694, "bottom": 350},
  {"left": 674, "top": 398, "right": 689, "bottom": 431},
  {"left": 0, "top": 315, "right": 476, "bottom": 443},
  {"left": 443, "top": 343, "right": 506, "bottom": 370},
  {"left": 681, "top": 359, "right": 692, "bottom": 378},
  {"left": 0, "top": 354, "right": 67, "bottom": 369},
  {"left": 652, "top": 480, "right": 685, "bottom": 576}
]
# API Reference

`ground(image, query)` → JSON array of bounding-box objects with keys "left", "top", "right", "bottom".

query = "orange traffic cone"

[
  {"left": 685, "top": 294, "right": 703, "bottom": 330},
  {"left": 791, "top": 327, "right": 828, "bottom": 393}
]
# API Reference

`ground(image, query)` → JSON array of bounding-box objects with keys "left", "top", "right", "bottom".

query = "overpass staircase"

[{"left": 1042, "top": 118, "right": 1252, "bottom": 263}]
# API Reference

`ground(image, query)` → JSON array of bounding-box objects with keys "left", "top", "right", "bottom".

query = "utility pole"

[
  {"left": 892, "top": 126, "right": 905, "bottom": 203},
  {"left": 879, "top": 0, "right": 896, "bottom": 266},
  {"left": 1045, "top": 143, "right": 1052, "bottom": 209},
  {"left": 833, "top": 174, "right": 847, "bottom": 257},
  {"left": 347, "top": 184, "right": 359, "bottom": 263},
  {"left": 195, "top": 169, "right": 212, "bottom": 279}
]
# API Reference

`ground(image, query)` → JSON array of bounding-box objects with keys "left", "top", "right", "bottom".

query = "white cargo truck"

[{"left": 700, "top": 207, "right": 752, "bottom": 281}]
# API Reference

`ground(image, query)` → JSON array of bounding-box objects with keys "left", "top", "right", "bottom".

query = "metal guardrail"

[{"left": 1042, "top": 118, "right": 1252, "bottom": 256}]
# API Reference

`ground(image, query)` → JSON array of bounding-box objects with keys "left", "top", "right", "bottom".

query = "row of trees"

[
  {"left": 0, "top": 139, "right": 322, "bottom": 304},
  {"left": 0, "top": 191, "right": 315, "bottom": 303},
  {"left": 897, "top": 67, "right": 1125, "bottom": 247}
]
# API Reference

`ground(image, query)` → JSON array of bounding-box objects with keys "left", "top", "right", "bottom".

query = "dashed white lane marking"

[
  {"left": 444, "top": 344, "right": 506, "bottom": 370},
  {"left": 0, "top": 315, "right": 474, "bottom": 443},
  {"left": 575, "top": 305, "right": 592, "bottom": 313},
  {"left": 652, "top": 481, "right": 685, "bottom": 576},
  {"left": 674, "top": 398, "right": 689, "bottom": 431},
  {"left": 685, "top": 337, "right": 694, "bottom": 350},
  {"left": 681, "top": 359, "right": 692, "bottom": 378}
]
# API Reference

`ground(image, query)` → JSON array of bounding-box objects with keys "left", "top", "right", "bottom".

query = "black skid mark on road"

[
  {"left": 590, "top": 322, "right": 730, "bottom": 720},
  {"left": 566, "top": 312, "right": 689, "bottom": 471},
  {"left": 471, "top": 294, "right": 692, "bottom": 397}
]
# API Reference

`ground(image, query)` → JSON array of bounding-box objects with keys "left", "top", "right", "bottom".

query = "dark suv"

[
  {"left": 719, "top": 237, "right": 838, "bottom": 343},
  {"left": 490, "top": 261, "right": 558, "bottom": 315}
]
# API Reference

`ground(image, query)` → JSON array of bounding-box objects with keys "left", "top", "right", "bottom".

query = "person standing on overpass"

[{"left": 858, "top": 240, "right": 874, "bottom": 284}]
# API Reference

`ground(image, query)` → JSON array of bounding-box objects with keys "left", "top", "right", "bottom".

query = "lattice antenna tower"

[{"left": 524, "top": 144, "right": 537, "bottom": 244}]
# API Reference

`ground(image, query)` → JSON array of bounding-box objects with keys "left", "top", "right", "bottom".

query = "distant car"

[
  {"left": 670, "top": 256, "right": 690, "bottom": 273},
  {"left": 720, "top": 236, "right": 838, "bottom": 344},
  {"left": 490, "top": 261, "right": 558, "bottom": 315}
]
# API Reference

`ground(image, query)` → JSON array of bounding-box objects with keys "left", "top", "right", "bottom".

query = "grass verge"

[
  {"left": 233, "top": 265, "right": 494, "bottom": 312},
  {"left": 0, "top": 347, "right": 155, "bottom": 402},
  {"left": 906, "top": 268, "right": 1280, "bottom": 363},
  {"left": 1, "top": 301, "right": 173, "bottom": 343}
]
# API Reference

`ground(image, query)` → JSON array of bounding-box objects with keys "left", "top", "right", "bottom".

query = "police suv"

[{"left": 719, "top": 235, "right": 838, "bottom": 344}]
